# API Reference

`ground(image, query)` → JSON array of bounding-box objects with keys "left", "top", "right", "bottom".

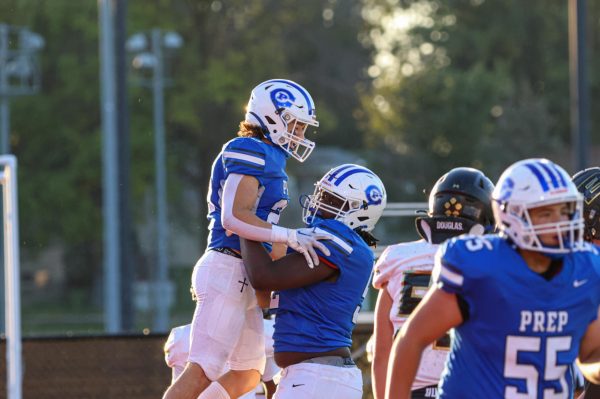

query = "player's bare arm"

[
  {"left": 240, "top": 237, "right": 337, "bottom": 291},
  {"left": 386, "top": 287, "right": 463, "bottom": 399},
  {"left": 372, "top": 286, "right": 394, "bottom": 399},
  {"left": 577, "top": 306, "right": 600, "bottom": 384}
]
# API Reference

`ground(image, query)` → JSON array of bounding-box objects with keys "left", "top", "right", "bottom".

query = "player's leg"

[
  {"left": 163, "top": 251, "right": 249, "bottom": 399},
  {"left": 164, "top": 362, "right": 211, "bottom": 399},
  {"left": 217, "top": 287, "right": 266, "bottom": 398},
  {"left": 273, "top": 360, "right": 362, "bottom": 399}
]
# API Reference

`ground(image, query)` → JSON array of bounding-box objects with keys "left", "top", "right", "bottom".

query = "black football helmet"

[
  {"left": 417, "top": 167, "right": 495, "bottom": 244},
  {"left": 572, "top": 167, "right": 600, "bottom": 241}
]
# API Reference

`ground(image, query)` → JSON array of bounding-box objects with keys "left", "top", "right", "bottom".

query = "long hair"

[{"left": 237, "top": 121, "right": 266, "bottom": 139}]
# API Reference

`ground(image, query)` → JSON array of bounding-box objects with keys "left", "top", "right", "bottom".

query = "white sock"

[{"left": 198, "top": 381, "right": 230, "bottom": 399}]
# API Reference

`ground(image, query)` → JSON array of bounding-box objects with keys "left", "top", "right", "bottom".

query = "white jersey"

[{"left": 372, "top": 239, "right": 448, "bottom": 390}]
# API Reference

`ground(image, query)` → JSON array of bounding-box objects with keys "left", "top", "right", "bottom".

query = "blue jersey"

[
  {"left": 435, "top": 235, "right": 600, "bottom": 399},
  {"left": 206, "top": 137, "right": 289, "bottom": 251},
  {"left": 273, "top": 218, "right": 374, "bottom": 352}
]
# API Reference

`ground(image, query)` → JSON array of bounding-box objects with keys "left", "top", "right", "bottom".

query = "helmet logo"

[
  {"left": 271, "top": 88, "right": 296, "bottom": 110},
  {"left": 444, "top": 197, "right": 462, "bottom": 217},
  {"left": 366, "top": 185, "right": 383, "bottom": 205},
  {"left": 498, "top": 177, "right": 515, "bottom": 201}
]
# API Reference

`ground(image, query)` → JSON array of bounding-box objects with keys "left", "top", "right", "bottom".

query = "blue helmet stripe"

[
  {"left": 327, "top": 164, "right": 355, "bottom": 182},
  {"left": 334, "top": 168, "right": 375, "bottom": 186},
  {"left": 524, "top": 163, "right": 549, "bottom": 192},
  {"left": 537, "top": 162, "right": 560, "bottom": 189},
  {"left": 248, "top": 111, "right": 269, "bottom": 132},
  {"left": 548, "top": 163, "right": 568, "bottom": 188},
  {"left": 266, "top": 79, "right": 315, "bottom": 115}
]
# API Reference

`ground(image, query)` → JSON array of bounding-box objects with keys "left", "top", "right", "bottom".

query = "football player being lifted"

[
  {"left": 163, "top": 79, "right": 330, "bottom": 399},
  {"left": 371, "top": 167, "right": 495, "bottom": 399}
]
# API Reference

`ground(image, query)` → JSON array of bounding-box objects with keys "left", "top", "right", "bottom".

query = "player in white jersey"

[
  {"left": 163, "top": 79, "right": 332, "bottom": 399},
  {"left": 164, "top": 317, "right": 280, "bottom": 399},
  {"left": 572, "top": 167, "right": 600, "bottom": 399},
  {"left": 371, "top": 167, "right": 495, "bottom": 399}
]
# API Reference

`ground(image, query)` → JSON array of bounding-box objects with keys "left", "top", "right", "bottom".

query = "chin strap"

[
  {"left": 355, "top": 229, "right": 379, "bottom": 247},
  {"left": 416, "top": 216, "right": 485, "bottom": 244}
]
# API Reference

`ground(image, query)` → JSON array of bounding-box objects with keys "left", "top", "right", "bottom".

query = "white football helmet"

[
  {"left": 302, "top": 164, "right": 387, "bottom": 232},
  {"left": 492, "top": 158, "right": 584, "bottom": 254},
  {"left": 245, "top": 79, "right": 319, "bottom": 162}
]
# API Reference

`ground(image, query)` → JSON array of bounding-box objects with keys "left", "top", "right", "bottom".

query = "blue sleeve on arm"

[
  {"left": 222, "top": 138, "right": 266, "bottom": 177},
  {"left": 434, "top": 239, "right": 467, "bottom": 295}
]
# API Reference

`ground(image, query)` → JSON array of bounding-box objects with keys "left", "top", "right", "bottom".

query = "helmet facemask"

[
  {"left": 496, "top": 197, "right": 585, "bottom": 254},
  {"left": 278, "top": 109, "right": 317, "bottom": 162},
  {"left": 302, "top": 185, "right": 363, "bottom": 226},
  {"left": 302, "top": 164, "right": 386, "bottom": 233}
]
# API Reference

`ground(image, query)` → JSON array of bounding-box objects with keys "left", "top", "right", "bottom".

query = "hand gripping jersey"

[
  {"left": 206, "top": 137, "right": 289, "bottom": 251},
  {"left": 434, "top": 235, "right": 600, "bottom": 399},
  {"left": 273, "top": 218, "right": 374, "bottom": 352},
  {"left": 372, "top": 240, "right": 448, "bottom": 390}
]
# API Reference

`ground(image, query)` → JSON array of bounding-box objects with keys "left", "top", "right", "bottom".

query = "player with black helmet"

[
  {"left": 572, "top": 167, "right": 600, "bottom": 244},
  {"left": 371, "top": 167, "right": 495, "bottom": 399},
  {"left": 572, "top": 167, "right": 600, "bottom": 399}
]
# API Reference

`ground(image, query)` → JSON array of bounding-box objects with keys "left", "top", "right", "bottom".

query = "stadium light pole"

[
  {"left": 568, "top": 0, "right": 590, "bottom": 171},
  {"left": 99, "top": 0, "right": 121, "bottom": 333},
  {"left": 0, "top": 24, "right": 44, "bottom": 154},
  {"left": 0, "top": 25, "right": 42, "bottom": 399},
  {"left": 126, "top": 29, "right": 182, "bottom": 332}
]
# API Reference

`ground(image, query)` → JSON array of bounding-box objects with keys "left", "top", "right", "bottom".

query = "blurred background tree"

[
  {"left": 359, "top": 0, "right": 585, "bottom": 200},
  {"left": 0, "top": 0, "right": 598, "bottom": 333}
]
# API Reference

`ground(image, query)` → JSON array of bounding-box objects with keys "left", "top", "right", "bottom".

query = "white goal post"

[{"left": 0, "top": 155, "right": 21, "bottom": 399}]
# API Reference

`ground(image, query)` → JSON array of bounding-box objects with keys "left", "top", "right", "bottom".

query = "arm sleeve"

[{"left": 221, "top": 173, "right": 290, "bottom": 243}]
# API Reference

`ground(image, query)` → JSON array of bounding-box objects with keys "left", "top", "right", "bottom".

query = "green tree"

[
  {"left": 1, "top": 0, "right": 371, "bottom": 327},
  {"left": 359, "top": 0, "right": 587, "bottom": 198}
]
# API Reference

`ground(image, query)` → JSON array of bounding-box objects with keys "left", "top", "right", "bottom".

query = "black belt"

[
  {"left": 411, "top": 385, "right": 438, "bottom": 399},
  {"left": 210, "top": 247, "right": 242, "bottom": 259}
]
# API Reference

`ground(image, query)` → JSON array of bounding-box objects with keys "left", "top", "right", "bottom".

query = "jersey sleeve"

[
  {"left": 590, "top": 248, "right": 600, "bottom": 313},
  {"left": 222, "top": 138, "right": 267, "bottom": 178},
  {"left": 432, "top": 238, "right": 469, "bottom": 295},
  {"left": 312, "top": 225, "right": 354, "bottom": 270},
  {"left": 372, "top": 245, "right": 395, "bottom": 289}
]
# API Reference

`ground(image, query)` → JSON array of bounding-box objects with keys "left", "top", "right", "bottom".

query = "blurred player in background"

[
  {"left": 572, "top": 166, "right": 600, "bottom": 399},
  {"left": 164, "top": 316, "right": 280, "bottom": 399},
  {"left": 163, "top": 79, "right": 331, "bottom": 399},
  {"left": 371, "top": 167, "right": 495, "bottom": 399},
  {"left": 240, "top": 164, "right": 387, "bottom": 399},
  {"left": 387, "top": 158, "right": 600, "bottom": 399}
]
